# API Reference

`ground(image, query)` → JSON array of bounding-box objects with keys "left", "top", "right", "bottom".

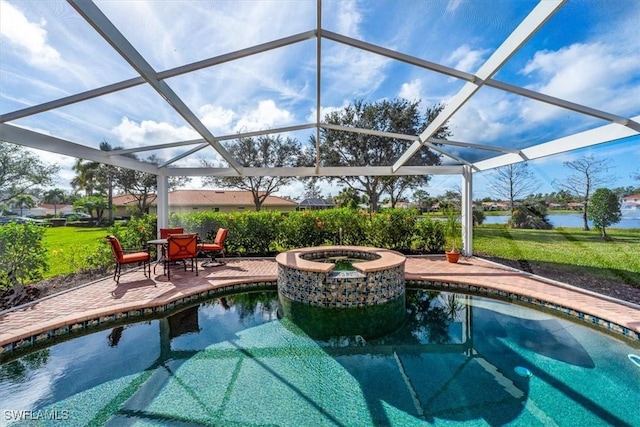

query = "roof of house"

[
  {"left": 112, "top": 190, "right": 297, "bottom": 207},
  {"left": 298, "top": 198, "right": 334, "bottom": 207}
]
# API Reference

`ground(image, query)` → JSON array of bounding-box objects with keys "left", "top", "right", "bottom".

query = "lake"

[{"left": 482, "top": 213, "right": 640, "bottom": 229}]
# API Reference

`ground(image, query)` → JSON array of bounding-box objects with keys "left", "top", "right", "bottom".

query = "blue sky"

[{"left": 1, "top": 0, "right": 639, "bottom": 200}]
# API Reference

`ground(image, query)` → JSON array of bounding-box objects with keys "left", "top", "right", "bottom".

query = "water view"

[{"left": 483, "top": 213, "right": 640, "bottom": 229}]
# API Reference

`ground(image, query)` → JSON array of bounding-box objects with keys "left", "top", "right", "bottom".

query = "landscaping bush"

[
  {"left": 279, "top": 210, "right": 332, "bottom": 249},
  {"left": 169, "top": 208, "right": 445, "bottom": 255},
  {"left": 226, "top": 211, "right": 283, "bottom": 255},
  {"left": 414, "top": 217, "right": 446, "bottom": 253},
  {"left": 0, "top": 222, "right": 48, "bottom": 289},
  {"left": 365, "top": 208, "right": 419, "bottom": 251},
  {"left": 313, "top": 208, "right": 368, "bottom": 246},
  {"left": 109, "top": 214, "right": 157, "bottom": 249}
]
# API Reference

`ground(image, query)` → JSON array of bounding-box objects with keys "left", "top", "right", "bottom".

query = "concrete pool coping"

[
  {"left": 275, "top": 245, "right": 406, "bottom": 273},
  {"left": 1, "top": 255, "right": 639, "bottom": 358}
]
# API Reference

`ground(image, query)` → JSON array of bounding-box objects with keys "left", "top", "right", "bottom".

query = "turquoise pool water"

[{"left": 1, "top": 289, "right": 638, "bottom": 426}]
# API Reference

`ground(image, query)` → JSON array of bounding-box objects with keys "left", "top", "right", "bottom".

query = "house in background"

[
  {"left": 112, "top": 189, "right": 298, "bottom": 217},
  {"left": 621, "top": 194, "right": 640, "bottom": 218},
  {"left": 297, "top": 198, "right": 334, "bottom": 211},
  {"left": 10, "top": 203, "right": 76, "bottom": 217}
]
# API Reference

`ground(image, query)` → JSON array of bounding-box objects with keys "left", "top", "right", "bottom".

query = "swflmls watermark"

[{"left": 3, "top": 409, "right": 70, "bottom": 422}]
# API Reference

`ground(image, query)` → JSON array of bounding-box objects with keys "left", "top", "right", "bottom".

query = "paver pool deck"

[{"left": 1, "top": 255, "right": 639, "bottom": 354}]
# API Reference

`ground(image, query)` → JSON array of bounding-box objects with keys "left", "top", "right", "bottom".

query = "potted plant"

[{"left": 443, "top": 207, "right": 461, "bottom": 263}]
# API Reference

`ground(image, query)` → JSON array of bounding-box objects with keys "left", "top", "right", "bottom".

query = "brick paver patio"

[{"left": 1, "top": 255, "right": 639, "bottom": 354}]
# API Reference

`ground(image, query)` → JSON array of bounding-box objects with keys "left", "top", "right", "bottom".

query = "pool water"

[{"left": 1, "top": 289, "right": 639, "bottom": 426}]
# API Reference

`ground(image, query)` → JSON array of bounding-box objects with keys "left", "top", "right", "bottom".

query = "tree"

[
  {"left": 489, "top": 163, "right": 538, "bottom": 215},
  {"left": 302, "top": 178, "right": 324, "bottom": 200},
  {"left": 412, "top": 189, "right": 434, "bottom": 213},
  {"left": 73, "top": 195, "right": 107, "bottom": 220},
  {"left": 317, "top": 99, "right": 446, "bottom": 212},
  {"left": 587, "top": 188, "right": 621, "bottom": 238},
  {"left": 0, "top": 142, "right": 59, "bottom": 203},
  {"left": 553, "top": 155, "right": 613, "bottom": 231},
  {"left": 333, "top": 187, "right": 366, "bottom": 209},
  {"left": 508, "top": 200, "right": 552, "bottom": 229},
  {"left": 112, "top": 154, "right": 190, "bottom": 218},
  {"left": 42, "top": 188, "right": 68, "bottom": 216},
  {"left": 440, "top": 189, "right": 462, "bottom": 211},
  {"left": 202, "top": 135, "right": 310, "bottom": 211},
  {"left": 10, "top": 194, "right": 35, "bottom": 216},
  {"left": 71, "top": 158, "right": 101, "bottom": 196}
]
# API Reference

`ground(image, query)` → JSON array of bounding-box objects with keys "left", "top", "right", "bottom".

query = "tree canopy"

[
  {"left": 588, "top": 188, "right": 621, "bottom": 238},
  {"left": 202, "top": 135, "right": 311, "bottom": 211},
  {"left": 316, "top": 99, "right": 447, "bottom": 212},
  {"left": 0, "top": 142, "right": 59, "bottom": 203}
]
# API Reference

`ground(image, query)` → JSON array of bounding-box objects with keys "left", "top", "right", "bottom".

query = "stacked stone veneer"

[{"left": 276, "top": 247, "right": 406, "bottom": 308}]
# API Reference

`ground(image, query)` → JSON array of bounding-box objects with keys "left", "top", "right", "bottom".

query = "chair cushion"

[
  {"left": 122, "top": 252, "right": 150, "bottom": 263},
  {"left": 198, "top": 243, "right": 222, "bottom": 251}
]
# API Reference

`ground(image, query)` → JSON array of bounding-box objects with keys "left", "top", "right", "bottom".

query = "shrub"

[
  {"left": 0, "top": 223, "right": 48, "bottom": 288},
  {"left": 365, "top": 208, "right": 419, "bottom": 251},
  {"left": 226, "top": 211, "right": 283, "bottom": 255},
  {"left": 472, "top": 208, "right": 486, "bottom": 225},
  {"left": 414, "top": 217, "right": 446, "bottom": 253},
  {"left": 314, "top": 208, "right": 368, "bottom": 246},
  {"left": 279, "top": 211, "right": 332, "bottom": 249}
]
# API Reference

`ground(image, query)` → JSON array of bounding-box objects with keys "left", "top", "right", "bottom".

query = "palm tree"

[
  {"left": 11, "top": 194, "right": 35, "bottom": 216},
  {"left": 42, "top": 188, "right": 67, "bottom": 216},
  {"left": 71, "top": 159, "right": 100, "bottom": 196}
]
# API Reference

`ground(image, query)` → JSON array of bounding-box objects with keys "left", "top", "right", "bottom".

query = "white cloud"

[
  {"left": 307, "top": 102, "right": 349, "bottom": 123},
  {"left": 234, "top": 100, "right": 294, "bottom": 133},
  {"left": 333, "top": 0, "right": 363, "bottom": 38},
  {"left": 199, "top": 105, "right": 237, "bottom": 135},
  {"left": 113, "top": 117, "right": 199, "bottom": 147},
  {"left": 445, "top": 0, "right": 464, "bottom": 14},
  {"left": 399, "top": 79, "right": 423, "bottom": 102},
  {"left": 520, "top": 42, "right": 640, "bottom": 122},
  {"left": 0, "top": 0, "right": 60, "bottom": 66},
  {"left": 445, "top": 44, "right": 489, "bottom": 73},
  {"left": 448, "top": 94, "right": 513, "bottom": 143}
]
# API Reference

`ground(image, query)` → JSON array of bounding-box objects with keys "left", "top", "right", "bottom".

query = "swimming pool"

[{"left": 1, "top": 289, "right": 638, "bottom": 426}]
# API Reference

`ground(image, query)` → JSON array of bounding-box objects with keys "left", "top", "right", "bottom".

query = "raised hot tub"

[{"left": 275, "top": 246, "right": 407, "bottom": 339}]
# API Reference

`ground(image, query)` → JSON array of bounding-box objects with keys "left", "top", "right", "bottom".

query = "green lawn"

[
  {"left": 473, "top": 225, "right": 640, "bottom": 286},
  {"left": 42, "top": 227, "right": 107, "bottom": 277}
]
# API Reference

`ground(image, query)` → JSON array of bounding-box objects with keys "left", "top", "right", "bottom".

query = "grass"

[
  {"left": 473, "top": 225, "right": 640, "bottom": 286},
  {"left": 42, "top": 227, "right": 107, "bottom": 278}
]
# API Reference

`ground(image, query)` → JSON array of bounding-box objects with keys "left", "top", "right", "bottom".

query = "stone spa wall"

[{"left": 276, "top": 246, "right": 406, "bottom": 308}]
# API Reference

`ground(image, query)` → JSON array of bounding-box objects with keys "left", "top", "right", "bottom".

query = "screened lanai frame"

[{"left": 1, "top": 0, "right": 639, "bottom": 256}]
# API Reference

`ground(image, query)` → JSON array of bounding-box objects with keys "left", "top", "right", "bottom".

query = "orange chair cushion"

[
  {"left": 160, "top": 228, "right": 184, "bottom": 239},
  {"left": 198, "top": 243, "right": 222, "bottom": 251},
  {"left": 122, "top": 252, "right": 151, "bottom": 263}
]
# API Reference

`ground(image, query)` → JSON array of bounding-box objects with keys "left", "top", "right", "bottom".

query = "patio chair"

[
  {"left": 159, "top": 227, "right": 184, "bottom": 239},
  {"left": 158, "top": 227, "right": 185, "bottom": 260},
  {"left": 106, "top": 235, "right": 151, "bottom": 284},
  {"left": 164, "top": 233, "right": 199, "bottom": 280},
  {"left": 197, "top": 228, "right": 228, "bottom": 267}
]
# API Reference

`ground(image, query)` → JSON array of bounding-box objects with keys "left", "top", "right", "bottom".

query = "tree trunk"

[{"left": 582, "top": 205, "right": 589, "bottom": 231}]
